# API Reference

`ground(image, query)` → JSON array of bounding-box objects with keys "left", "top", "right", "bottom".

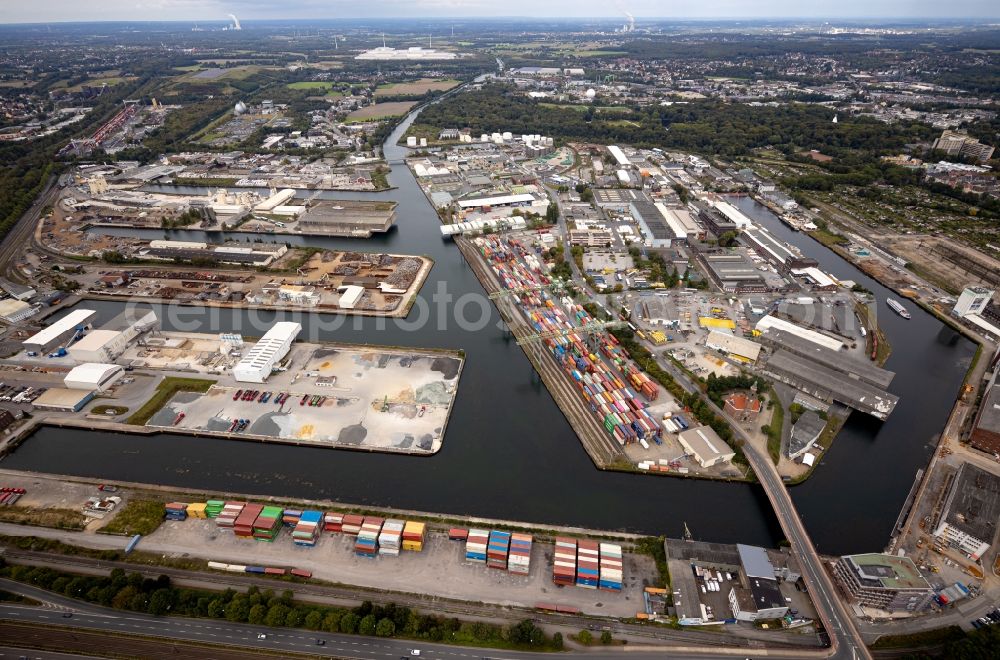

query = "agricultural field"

[
  {"left": 287, "top": 81, "right": 336, "bottom": 90},
  {"left": 346, "top": 101, "right": 417, "bottom": 122},
  {"left": 374, "top": 78, "right": 461, "bottom": 97}
]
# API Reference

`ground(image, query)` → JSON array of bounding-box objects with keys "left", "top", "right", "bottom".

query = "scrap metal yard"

[{"left": 146, "top": 343, "right": 463, "bottom": 454}]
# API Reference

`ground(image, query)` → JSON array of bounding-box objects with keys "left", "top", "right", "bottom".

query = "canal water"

[
  {"left": 730, "top": 197, "right": 977, "bottom": 555},
  {"left": 0, "top": 113, "right": 975, "bottom": 554}
]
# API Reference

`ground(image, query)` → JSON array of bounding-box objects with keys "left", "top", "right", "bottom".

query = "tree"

[
  {"left": 207, "top": 598, "right": 226, "bottom": 619},
  {"left": 265, "top": 603, "right": 290, "bottom": 627},
  {"left": 577, "top": 629, "right": 593, "bottom": 645},
  {"left": 359, "top": 614, "right": 377, "bottom": 636},
  {"left": 305, "top": 610, "right": 324, "bottom": 630},
  {"left": 248, "top": 604, "right": 267, "bottom": 625},
  {"left": 322, "top": 610, "right": 343, "bottom": 632},
  {"left": 339, "top": 612, "right": 360, "bottom": 634},
  {"left": 285, "top": 608, "right": 304, "bottom": 628},
  {"left": 600, "top": 630, "right": 613, "bottom": 645},
  {"left": 375, "top": 618, "right": 396, "bottom": 637},
  {"left": 717, "top": 230, "right": 738, "bottom": 247},
  {"left": 552, "top": 632, "right": 564, "bottom": 650},
  {"left": 147, "top": 589, "right": 173, "bottom": 616},
  {"left": 545, "top": 200, "right": 560, "bottom": 224}
]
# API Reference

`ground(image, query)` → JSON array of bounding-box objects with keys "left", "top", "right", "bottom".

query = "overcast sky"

[{"left": 1, "top": 0, "right": 997, "bottom": 23}]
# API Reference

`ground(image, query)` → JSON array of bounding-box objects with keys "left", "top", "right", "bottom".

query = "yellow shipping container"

[
  {"left": 402, "top": 540, "right": 424, "bottom": 552},
  {"left": 187, "top": 502, "right": 207, "bottom": 518},
  {"left": 403, "top": 521, "right": 425, "bottom": 536}
]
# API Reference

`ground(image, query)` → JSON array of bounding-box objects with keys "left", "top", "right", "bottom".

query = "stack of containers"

[
  {"left": 282, "top": 509, "right": 302, "bottom": 527},
  {"left": 252, "top": 506, "right": 283, "bottom": 542},
  {"left": 164, "top": 502, "right": 188, "bottom": 521},
  {"left": 186, "top": 502, "right": 207, "bottom": 519},
  {"left": 378, "top": 519, "right": 404, "bottom": 556},
  {"left": 507, "top": 533, "right": 532, "bottom": 574},
  {"left": 354, "top": 516, "right": 383, "bottom": 558},
  {"left": 205, "top": 500, "right": 224, "bottom": 518},
  {"left": 217, "top": 501, "right": 246, "bottom": 531},
  {"left": 576, "top": 540, "right": 600, "bottom": 589},
  {"left": 234, "top": 503, "right": 263, "bottom": 538},
  {"left": 465, "top": 529, "right": 489, "bottom": 563},
  {"left": 323, "top": 512, "right": 343, "bottom": 533},
  {"left": 342, "top": 514, "right": 364, "bottom": 535},
  {"left": 599, "top": 543, "right": 623, "bottom": 592},
  {"left": 487, "top": 530, "right": 511, "bottom": 570},
  {"left": 292, "top": 510, "right": 322, "bottom": 547},
  {"left": 553, "top": 537, "right": 577, "bottom": 586},
  {"left": 402, "top": 521, "right": 426, "bottom": 551},
  {"left": 474, "top": 235, "right": 661, "bottom": 448}
]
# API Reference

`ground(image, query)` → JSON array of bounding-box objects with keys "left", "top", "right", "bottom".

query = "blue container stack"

[
  {"left": 487, "top": 530, "right": 511, "bottom": 570},
  {"left": 164, "top": 502, "right": 188, "bottom": 521}
]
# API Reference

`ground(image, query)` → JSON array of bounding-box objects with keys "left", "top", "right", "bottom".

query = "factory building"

[
  {"left": 953, "top": 286, "right": 994, "bottom": 319},
  {"left": 698, "top": 253, "right": 768, "bottom": 293},
  {"left": 137, "top": 241, "right": 287, "bottom": 267},
  {"left": 67, "top": 309, "right": 157, "bottom": 363},
  {"left": 457, "top": 193, "right": 541, "bottom": 211},
  {"left": 757, "top": 326, "right": 894, "bottom": 389},
  {"left": 727, "top": 544, "right": 790, "bottom": 622},
  {"left": 788, "top": 410, "right": 826, "bottom": 460},
  {"left": 232, "top": 322, "right": 301, "bottom": 383},
  {"left": 833, "top": 554, "right": 934, "bottom": 613},
  {"left": 568, "top": 229, "right": 614, "bottom": 248},
  {"left": 593, "top": 188, "right": 648, "bottom": 211},
  {"left": 31, "top": 388, "right": 95, "bottom": 412},
  {"left": 337, "top": 285, "right": 365, "bottom": 310},
  {"left": 63, "top": 363, "right": 125, "bottom": 392},
  {"left": 761, "top": 349, "right": 899, "bottom": 420},
  {"left": 970, "top": 371, "right": 1000, "bottom": 456},
  {"left": 755, "top": 316, "right": 845, "bottom": 353},
  {"left": 0, "top": 299, "right": 37, "bottom": 323},
  {"left": 22, "top": 309, "right": 97, "bottom": 355},
  {"left": 932, "top": 462, "right": 1000, "bottom": 561},
  {"left": 706, "top": 331, "right": 762, "bottom": 363},
  {"left": 739, "top": 226, "right": 817, "bottom": 273},
  {"left": 677, "top": 426, "right": 735, "bottom": 468},
  {"left": 0, "top": 278, "right": 36, "bottom": 301}
]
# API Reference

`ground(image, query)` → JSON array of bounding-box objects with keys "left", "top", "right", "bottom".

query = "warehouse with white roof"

[
  {"left": 232, "top": 322, "right": 301, "bottom": 383},
  {"left": 22, "top": 309, "right": 97, "bottom": 355},
  {"left": 64, "top": 363, "right": 124, "bottom": 392},
  {"left": 678, "top": 426, "right": 736, "bottom": 468}
]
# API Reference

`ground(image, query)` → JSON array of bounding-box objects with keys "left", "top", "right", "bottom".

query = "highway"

[{"left": 0, "top": 578, "right": 814, "bottom": 660}]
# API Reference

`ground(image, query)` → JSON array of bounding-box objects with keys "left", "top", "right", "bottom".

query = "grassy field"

[
  {"left": 0, "top": 507, "right": 88, "bottom": 531},
  {"left": 375, "top": 78, "right": 460, "bottom": 97},
  {"left": 90, "top": 405, "right": 129, "bottom": 416},
  {"left": 127, "top": 377, "right": 216, "bottom": 426},
  {"left": 345, "top": 101, "right": 417, "bottom": 123},
  {"left": 99, "top": 499, "right": 165, "bottom": 537}
]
